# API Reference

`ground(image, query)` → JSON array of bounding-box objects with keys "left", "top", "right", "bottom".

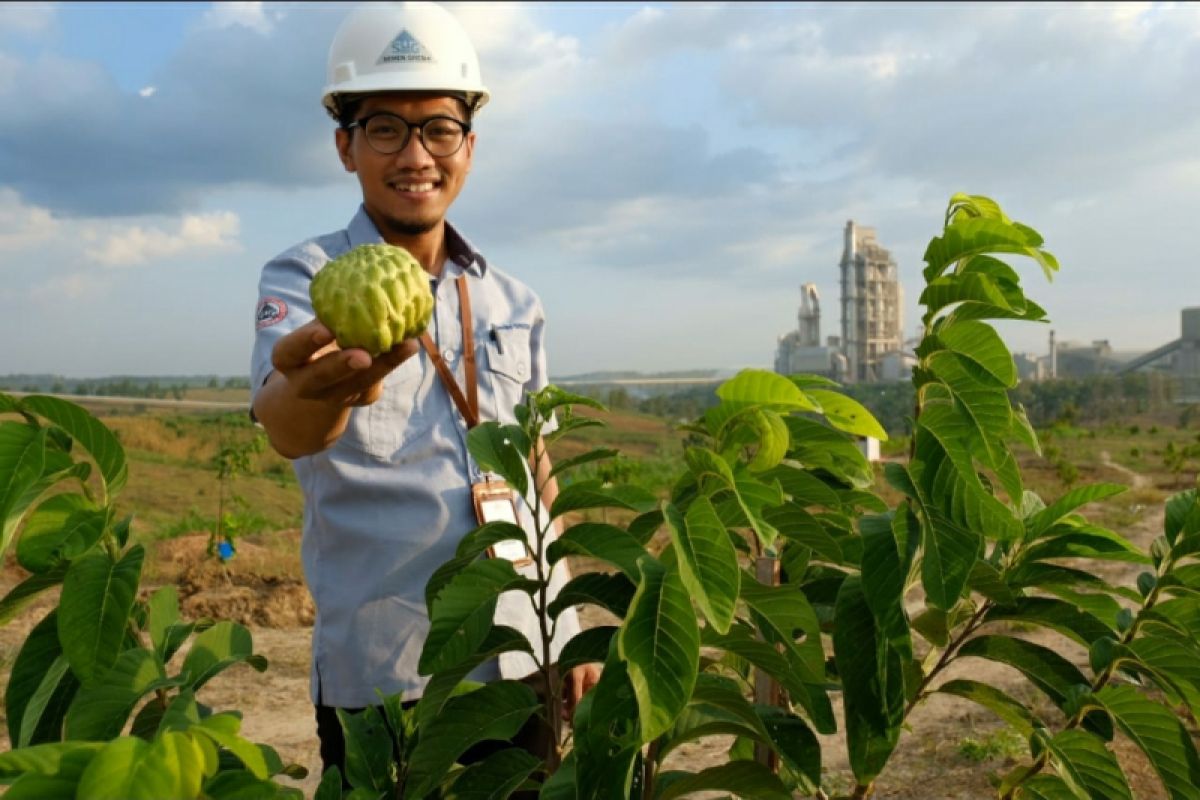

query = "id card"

[{"left": 471, "top": 479, "right": 532, "bottom": 567}]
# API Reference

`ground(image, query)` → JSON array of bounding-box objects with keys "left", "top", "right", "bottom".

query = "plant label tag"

[{"left": 471, "top": 478, "right": 532, "bottom": 567}]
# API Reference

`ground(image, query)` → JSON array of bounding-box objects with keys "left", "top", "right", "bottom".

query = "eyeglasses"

[{"left": 345, "top": 112, "right": 471, "bottom": 157}]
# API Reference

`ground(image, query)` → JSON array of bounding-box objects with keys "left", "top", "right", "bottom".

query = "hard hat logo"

[{"left": 378, "top": 30, "right": 436, "bottom": 66}]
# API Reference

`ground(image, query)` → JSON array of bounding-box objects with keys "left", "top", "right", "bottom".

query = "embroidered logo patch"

[{"left": 255, "top": 296, "right": 288, "bottom": 329}]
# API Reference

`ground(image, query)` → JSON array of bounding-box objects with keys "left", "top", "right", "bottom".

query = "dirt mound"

[{"left": 151, "top": 532, "right": 314, "bottom": 628}]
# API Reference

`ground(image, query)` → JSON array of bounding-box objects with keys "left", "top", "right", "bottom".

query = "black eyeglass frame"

[{"left": 343, "top": 112, "right": 473, "bottom": 157}]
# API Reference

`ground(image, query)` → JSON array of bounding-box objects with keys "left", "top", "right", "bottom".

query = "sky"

[{"left": 0, "top": 1, "right": 1197, "bottom": 379}]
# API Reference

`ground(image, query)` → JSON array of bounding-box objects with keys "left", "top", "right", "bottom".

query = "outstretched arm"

[{"left": 253, "top": 319, "right": 419, "bottom": 459}]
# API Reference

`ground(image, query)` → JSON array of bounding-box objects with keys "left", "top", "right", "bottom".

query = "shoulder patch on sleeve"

[{"left": 255, "top": 296, "right": 288, "bottom": 329}]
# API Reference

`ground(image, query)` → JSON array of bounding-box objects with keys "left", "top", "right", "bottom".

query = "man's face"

[{"left": 336, "top": 93, "right": 475, "bottom": 241}]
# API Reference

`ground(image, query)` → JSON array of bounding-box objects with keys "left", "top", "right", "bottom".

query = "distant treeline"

[
  {"left": 0, "top": 374, "right": 251, "bottom": 398},
  {"left": 844, "top": 371, "right": 1185, "bottom": 436},
  {"left": 575, "top": 371, "right": 1190, "bottom": 436}
]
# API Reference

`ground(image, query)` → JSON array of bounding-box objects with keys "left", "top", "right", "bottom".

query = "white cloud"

[
  {"left": 0, "top": 3, "right": 56, "bottom": 38},
  {"left": 0, "top": 188, "right": 59, "bottom": 250},
  {"left": 200, "top": 1, "right": 277, "bottom": 35},
  {"left": 85, "top": 211, "right": 241, "bottom": 266},
  {"left": 139, "top": 85, "right": 156, "bottom": 98}
]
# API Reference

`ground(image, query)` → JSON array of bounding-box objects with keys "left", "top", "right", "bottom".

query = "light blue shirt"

[{"left": 250, "top": 207, "right": 579, "bottom": 708}]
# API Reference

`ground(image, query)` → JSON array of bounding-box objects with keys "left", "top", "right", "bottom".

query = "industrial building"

[
  {"left": 775, "top": 221, "right": 908, "bottom": 384},
  {"left": 1116, "top": 308, "right": 1200, "bottom": 403}
]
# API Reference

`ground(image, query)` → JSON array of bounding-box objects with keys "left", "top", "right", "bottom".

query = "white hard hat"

[{"left": 322, "top": 2, "right": 490, "bottom": 120}]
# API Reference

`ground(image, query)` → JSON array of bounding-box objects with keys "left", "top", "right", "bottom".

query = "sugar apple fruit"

[{"left": 310, "top": 243, "right": 434, "bottom": 357}]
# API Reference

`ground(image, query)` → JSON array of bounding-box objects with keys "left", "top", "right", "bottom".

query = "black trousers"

[{"left": 315, "top": 675, "right": 555, "bottom": 797}]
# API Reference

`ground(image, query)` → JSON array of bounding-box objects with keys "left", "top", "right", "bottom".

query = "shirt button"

[
  {"left": 517, "top": 361, "right": 526, "bottom": 373},
  {"left": 443, "top": 349, "right": 457, "bottom": 363}
]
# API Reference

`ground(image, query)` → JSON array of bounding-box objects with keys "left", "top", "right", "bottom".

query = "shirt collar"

[{"left": 346, "top": 206, "right": 487, "bottom": 278}]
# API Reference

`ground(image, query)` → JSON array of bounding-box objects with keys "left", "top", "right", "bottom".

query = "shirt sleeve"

[
  {"left": 526, "top": 295, "right": 559, "bottom": 436},
  {"left": 249, "top": 245, "right": 323, "bottom": 410}
]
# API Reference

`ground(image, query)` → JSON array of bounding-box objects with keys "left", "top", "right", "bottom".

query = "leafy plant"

[
  {"left": 319, "top": 194, "right": 1200, "bottom": 800},
  {"left": 0, "top": 393, "right": 305, "bottom": 798}
]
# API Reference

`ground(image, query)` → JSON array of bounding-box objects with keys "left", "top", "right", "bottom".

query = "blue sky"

[{"left": 0, "top": 1, "right": 1197, "bottom": 379}]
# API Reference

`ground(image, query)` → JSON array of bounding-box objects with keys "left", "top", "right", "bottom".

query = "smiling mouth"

[{"left": 390, "top": 180, "right": 438, "bottom": 193}]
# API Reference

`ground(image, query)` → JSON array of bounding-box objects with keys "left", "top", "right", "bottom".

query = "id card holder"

[{"left": 471, "top": 479, "right": 533, "bottom": 567}]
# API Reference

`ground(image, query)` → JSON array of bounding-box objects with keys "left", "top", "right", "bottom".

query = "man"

[{"left": 249, "top": 1, "right": 598, "bottom": 779}]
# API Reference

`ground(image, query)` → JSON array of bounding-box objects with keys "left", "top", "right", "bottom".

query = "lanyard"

[{"left": 420, "top": 275, "right": 479, "bottom": 429}]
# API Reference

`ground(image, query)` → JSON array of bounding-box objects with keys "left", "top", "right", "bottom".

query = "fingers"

[
  {"left": 271, "top": 320, "right": 338, "bottom": 371},
  {"left": 271, "top": 324, "right": 421, "bottom": 405}
]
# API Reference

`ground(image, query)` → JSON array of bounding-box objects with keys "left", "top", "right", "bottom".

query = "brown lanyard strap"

[{"left": 419, "top": 275, "right": 479, "bottom": 428}]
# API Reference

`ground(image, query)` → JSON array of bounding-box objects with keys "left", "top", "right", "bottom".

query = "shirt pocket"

[
  {"left": 338, "top": 356, "right": 427, "bottom": 461},
  {"left": 484, "top": 326, "right": 531, "bottom": 422}
]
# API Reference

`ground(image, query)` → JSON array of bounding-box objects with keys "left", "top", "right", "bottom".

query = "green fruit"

[{"left": 310, "top": 243, "right": 434, "bottom": 357}]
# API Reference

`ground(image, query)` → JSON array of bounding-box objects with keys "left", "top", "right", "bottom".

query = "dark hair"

[{"left": 335, "top": 94, "right": 473, "bottom": 130}]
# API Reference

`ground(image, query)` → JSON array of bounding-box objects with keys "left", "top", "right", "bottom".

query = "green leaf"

[
  {"left": 179, "top": 620, "right": 264, "bottom": 690},
  {"left": 442, "top": 747, "right": 541, "bottom": 799},
  {"left": 194, "top": 713, "right": 271, "bottom": 780},
  {"left": 705, "top": 369, "right": 818, "bottom": 435},
  {"left": 739, "top": 574, "right": 825, "bottom": 683},
  {"left": 935, "top": 320, "right": 1017, "bottom": 387},
  {"left": 618, "top": 558, "right": 700, "bottom": 742},
  {"left": 1016, "top": 774, "right": 1085, "bottom": 800},
  {"left": 0, "top": 423, "right": 47, "bottom": 555},
  {"left": 315, "top": 766, "right": 343, "bottom": 800},
  {"left": 571, "top": 658, "right": 641, "bottom": 799},
  {"left": 546, "top": 522, "right": 650, "bottom": 581},
  {"left": 557, "top": 626, "right": 616, "bottom": 672},
  {"left": 967, "top": 560, "right": 1018, "bottom": 606},
  {"left": 547, "top": 573, "right": 634, "bottom": 620},
  {"left": 0, "top": 741, "right": 104, "bottom": 780},
  {"left": 761, "top": 464, "right": 842, "bottom": 509},
  {"left": 923, "top": 216, "right": 1057, "bottom": 283},
  {"left": 65, "top": 647, "right": 173, "bottom": 740},
  {"left": 18, "top": 654, "right": 74, "bottom": 747},
  {"left": 1022, "top": 528, "right": 1150, "bottom": 565},
  {"left": 75, "top": 732, "right": 210, "bottom": 800},
  {"left": 1039, "top": 728, "right": 1132, "bottom": 800},
  {"left": 147, "top": 585, "right": 181, "bottom": 659},
  {"left": 7, "top": 610, "right": 78, "bottom": 745},
  {"left": 59, "top": 545, "right": 144, "bottom": 683},
  {"left": 20, "top": 395, "right": 128, "bottom": 498},
  {"left": 921, "top": 509, "right": 982, "bottom": 610},
  {"left": 921, "top": 271, "right": 1019, "bottom": 318},
  {"left": 657, "top": 761, "right": 792, "bottom": 800},
  {"left": 466, "top": 422, "right": 530, "bottom": 498},
  {"left": 337, "top": 706, "right": 392, "bottom": 793},
  {"left": 421, "top": 558, "right": 538, "bottom": 674},
  {"left": 2, "top": 745, "right": 98, "bottom": 799},
  {"left": 404, "top": 681, "right": 539, "bottom": 800},
  {"left": 984, "top": 598, "right": 1114, "bottom": 648},
  {"left": 549, "top": 447, "right": 618, "bottom": 479},
  {"left": 763, "top": 502, "right": 844, "bottom": 564},
  {"left": 834, "top": 575, "right": 904, "bottom": 783},
  {"left": 860, "top": 511, "right": 915, "bottom": 659},
  {"left": 16, "top": 493, "right": 105, "bottom": 573},
  {"left": 663, "top": 498, "right": 739, "bottom": 634},
  {"left": 0, "top": 563, "right": 67, "bottom": 625},
  {"left": 806, "top": 389, "right": 888, "bottom": 440},
  {"left": 958, "top": 636, "right": 1092, "bottom": 717},
  {"left": 413, "top": 625, "right": 532, "bottom": 729},
  {"left": 785, "top": 417, "right": 874, "bottom": 489},
  {"left": 738, "top": 408, "right": 790, "bottom": 473},
  {"left": 201, "top": 769, "right": 285, "bottom": 800},
  {"left": 936, "top": 679, "right": 1038, "bottom": 737},
  {"left": 1094, "top": 685, "right": 1200, "bottom": 799},
  {"left": 549, "top": 480, "right": 657, "bottom": 520},
  {"left": 1026, "top": 484, "right": 1128, "bottom": 539},
  {"left": 1164, "top": 490, "right": 1200, "bottom": 545}
]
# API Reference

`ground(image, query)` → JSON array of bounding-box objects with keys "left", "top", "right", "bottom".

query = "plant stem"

[
  {"left": 530, "top": 418, "right": 562, "bottom": 772},
  {"left": 905, "top": 599, "right": 993, "bottom": 718}
]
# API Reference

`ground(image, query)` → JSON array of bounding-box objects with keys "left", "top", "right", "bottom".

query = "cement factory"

[{"left": 775, "top": 221, "right": 1199, "bottom": 403}]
